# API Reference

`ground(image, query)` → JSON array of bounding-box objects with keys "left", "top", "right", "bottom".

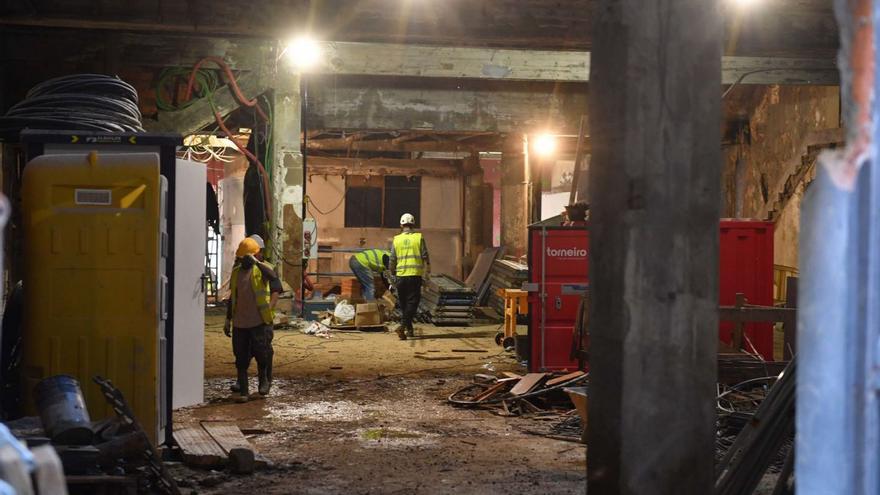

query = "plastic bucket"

[{"left": 33, "top": 375, "right": 93, "bottom": 445}]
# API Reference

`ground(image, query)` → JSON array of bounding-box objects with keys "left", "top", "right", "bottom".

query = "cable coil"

[{"left": 0, "top": 74, "right": 144, "bottom": 138}]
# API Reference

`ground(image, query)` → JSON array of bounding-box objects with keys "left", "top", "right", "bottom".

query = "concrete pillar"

[
  {"left": 500, "top": 134, "right": 529, "bottom": 256},
  {"left": 587, "top": 1, "right": 721, "bottom": 494},
  {"left": 271, "top": 71, "right": 303, "bottom": 292},
  {"left": 464, "top": 154, "right": 486, "bottom": 273}
]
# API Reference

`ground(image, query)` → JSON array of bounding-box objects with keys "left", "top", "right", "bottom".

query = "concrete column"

[
  {"left": 500, "top": 135, "right": 529, "bottom": 256},
  {"left": 587, "top": 1, "right": 721, "bottom": 494},
  {"left": 271, "top": 71, "right": 303, "bottom": 292},
  {"left": 463, "top": 154, "right": 486, "bottom": 273}
]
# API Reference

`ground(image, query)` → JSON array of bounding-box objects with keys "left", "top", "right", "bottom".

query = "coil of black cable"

[{"left": 0, "top": 74, "right": 144, "bottom": 140}]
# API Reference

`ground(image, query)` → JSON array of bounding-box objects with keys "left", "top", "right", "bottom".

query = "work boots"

[
  {"left": 258, "top": 367, "right": 271, "bottom": 396},
  {"left": 393, "top": 323, "right": 407, "bottom": 340},
  {"left": 234, "top": 370, "right": 249, "bottom": 403},
  {"left": 405, "top": 325, "right": 414, "bottom": 338}
]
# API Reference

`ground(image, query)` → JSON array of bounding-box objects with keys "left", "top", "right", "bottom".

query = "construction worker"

[
  {"left": 224, "top": 238, "right": 282, "bottom": 402},
  {"left": 349, "top": 248, "right": 390, "bottom": 300},
  {"left": 389, "top": 213, "right": 430, "bottom": 340}
]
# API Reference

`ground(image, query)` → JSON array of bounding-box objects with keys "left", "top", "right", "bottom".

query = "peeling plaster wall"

[
  {"left": 722, "top": 85, "right": 841, "bottom": 268},
  {"left": 305, "top": 175, "right": 464, "bottom": 282}
]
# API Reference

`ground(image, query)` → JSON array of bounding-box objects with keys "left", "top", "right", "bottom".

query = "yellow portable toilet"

[{"left": 21, "top": 151, "right": 166, "bottom": 445}]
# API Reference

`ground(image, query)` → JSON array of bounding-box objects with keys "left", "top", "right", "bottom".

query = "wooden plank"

[
  {"left": 503, "top": 371, "right": 523, "bottom": 379},
  {"left": 473, "top": 381, "right": 509, "bottom": 402},
  {"left": 546, "top": 371, "right": 586, "bottom": 387},
  {"left": 509, "top": 373, "right": 547, "bottom": 395},
  {"left": 201, "top": 421, "right": 255, "bottom": 454},
  {"left": 173, "top": 426, "right": 226, "bottom": 468}
]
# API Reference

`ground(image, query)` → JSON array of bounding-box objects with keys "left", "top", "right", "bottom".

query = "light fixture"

[
  {"left": 284, "top": 36, "right": 321, "bottom": 70},
  {"left": 533, "top": 133, "right": 557, "bottom": 157},
  {"left": 732, "top": 0, "right": 759, "bottom": 7}
]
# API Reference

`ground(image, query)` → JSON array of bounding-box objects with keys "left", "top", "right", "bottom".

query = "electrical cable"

[
  {"left": 305, "top": 192, "right": 346, "bottom": 216},
  {"left": 0, "top": 74, "right": 144, "bottom": 138}
]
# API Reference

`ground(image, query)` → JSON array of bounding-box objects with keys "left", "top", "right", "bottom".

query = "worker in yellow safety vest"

[
  {"left": 389, "top": 213, "right": 430, "bottom": 340},
  {"left": 224, "top": 237, "right": 282, "bottom": 402},
  {"left": 349, "top": 248, "right": 390, "bottom": 301}
]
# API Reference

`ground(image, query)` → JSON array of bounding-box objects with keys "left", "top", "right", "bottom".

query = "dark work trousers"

[
  {"left": 232, "top": 324, "right": 274, "bottom": 377},
  {"left": 396, "top": 276, "right": 423, "bottom": 330}
]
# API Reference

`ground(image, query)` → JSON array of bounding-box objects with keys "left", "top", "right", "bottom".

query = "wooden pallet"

[{"left": 174, "top": 421, "right": 265, "bottom": 470}]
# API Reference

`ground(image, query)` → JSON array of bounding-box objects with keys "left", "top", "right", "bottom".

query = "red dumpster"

[{"left": 527, "top": 218, "right": 775, "bottom": 372}]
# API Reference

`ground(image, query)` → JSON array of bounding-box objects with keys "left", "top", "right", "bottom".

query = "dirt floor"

[{"left": 171, "top": 314, "right": 587, "bottom": 494}]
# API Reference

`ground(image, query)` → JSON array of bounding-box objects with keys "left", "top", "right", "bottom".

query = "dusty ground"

[{"left": 171, "top": 313, "right": 587, "bottom": 494}]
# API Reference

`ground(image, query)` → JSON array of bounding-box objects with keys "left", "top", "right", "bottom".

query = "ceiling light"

[
  {"left": 533, "top": 134, "right": 557, "bottom": 157},
  {"left": 284, "top": 36, "right": 321, "bottom": 70}
]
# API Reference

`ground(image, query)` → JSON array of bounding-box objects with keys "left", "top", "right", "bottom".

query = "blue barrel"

[{"left": 33, "top": 375, "right": 93, "bottom": 445}]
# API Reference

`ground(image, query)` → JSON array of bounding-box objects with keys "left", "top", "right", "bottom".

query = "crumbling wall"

[
  {"left": 722, "top": 85, "right": 842, "bottom": 268},
  {"left": 305, "top": 175, "right": 463, "bottom": 282}
]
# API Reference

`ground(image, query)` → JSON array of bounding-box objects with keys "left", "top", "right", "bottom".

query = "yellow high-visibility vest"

[
  {"left": 393, "top": 232, "right": 424, "bottom": 277},
  {"left": 353, "top": 249, "right": 388, "bottom": 273},
  {"left": 230, "top": 263, "right": 273, "bottom": 324}
]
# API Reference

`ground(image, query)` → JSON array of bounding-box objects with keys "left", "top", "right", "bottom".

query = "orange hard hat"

[{"left": 236, "top": 237, "right": 261, "bottom": 257}]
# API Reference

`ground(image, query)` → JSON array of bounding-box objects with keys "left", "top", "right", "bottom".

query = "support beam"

[
  {"left": 307, "top": 83, "right": 588, "bottom": 133},
  {"left": 271, "top": 72, "right": 303, "bottom": 292},
  {"left": 463, "top": 153, "right": 486, "bottom": 273},
  {"left": 146, "top": 73, "right": 268, "bottom": 134},
  {"left": 306, "top": 156, "right": 462, "bottom": 177},
  {"left": 500, "top": 135, "right": 529, "bottom": 256},
  {"left": 587, "top": 1, "right": 720, "bottom": 493},
  {"left": 307, "top": 135, "right": 504, "bottom": 152},
  {"left": 2, "top": 29, "right": 837, "bottom": 86}
]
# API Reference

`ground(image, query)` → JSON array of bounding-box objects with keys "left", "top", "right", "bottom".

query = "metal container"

[{"left": 34, "top": 375, "right": 93, "bottom": 445}]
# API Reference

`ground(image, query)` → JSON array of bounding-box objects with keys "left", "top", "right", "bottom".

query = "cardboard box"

[{"left": 355, "top": 303, "right": 382, "bottom": 326}]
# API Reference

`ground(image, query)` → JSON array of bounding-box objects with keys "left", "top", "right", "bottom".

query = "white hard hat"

[
  {"left": 400, "top": 213, "right": 416, "bottom": 226},
  {"left": 248, "top": 234, "right": 265, "bottom": 249}
]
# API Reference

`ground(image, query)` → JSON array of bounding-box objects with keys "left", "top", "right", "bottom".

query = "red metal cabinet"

[
  {"left": 527, "top": 220, "right": 775, "bottom": 372},
  {"left": 528, "top": 225, "right": 589, "bottom": 372},
  {"left": 718, "top": 221, "right": 775, "bottom": 360}
]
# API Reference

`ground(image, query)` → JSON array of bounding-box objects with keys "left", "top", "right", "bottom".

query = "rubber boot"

[
  {"left": 393, "top": 323, "right": 407, "bottom": 340},
  {"left": 234, "top": 370, "right": 249, "bottom": 403},
  {"left": 258, "top": 367, "right": 271, "bottom": 396}
]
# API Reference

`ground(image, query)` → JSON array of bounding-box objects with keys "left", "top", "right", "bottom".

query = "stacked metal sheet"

[
  {"left": 484, "top": 259, "right": 529, "bottom": 313},
  {"left": 420, "top": 274, "right": 477, "bottom": 326}
]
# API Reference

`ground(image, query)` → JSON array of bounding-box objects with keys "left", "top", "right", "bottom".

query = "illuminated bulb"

[
  {"left": 533, "top": 134, "right": 557, "bottom": 157},
  {"left": 285, "top": 36, "right": 321, "bottom": 70},
  {"left": 734, "top": 0, "right": 759, "bottom": 7}
]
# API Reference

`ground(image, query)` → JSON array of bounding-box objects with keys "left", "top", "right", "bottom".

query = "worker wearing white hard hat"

[{"left": 389, "top": 213, "right": 430, "bottom": 340}]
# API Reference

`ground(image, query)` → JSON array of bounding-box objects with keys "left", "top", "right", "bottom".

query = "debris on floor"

[
  {"left": 173, "top": 421, "right": 268, "bottom": 473},
  {"left": 447, "top": 370, "right": 590, "bottom": 443},
  {"left": 6, "top": 375, "right": 181, "bottom": 494}
]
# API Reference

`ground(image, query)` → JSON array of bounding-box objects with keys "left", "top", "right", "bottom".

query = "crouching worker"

[
  {"left": 224, "top": 237, "right": 282, "bottom": 402},
  {"left": 349, "top": 248, "right": 390, "bottom": 301}
]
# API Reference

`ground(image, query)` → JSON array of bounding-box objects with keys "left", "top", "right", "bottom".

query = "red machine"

[{"left": 527, "top": 219, "right": 774, "bottom": 372}]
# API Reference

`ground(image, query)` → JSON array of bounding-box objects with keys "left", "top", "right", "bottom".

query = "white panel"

[{"left": 173, "top": 159, "right": 207, "bottom": 408}]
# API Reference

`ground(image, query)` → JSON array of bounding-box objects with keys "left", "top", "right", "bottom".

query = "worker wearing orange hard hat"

[{"left": 224, "top": 237, "right": 282, "bottom": 402}]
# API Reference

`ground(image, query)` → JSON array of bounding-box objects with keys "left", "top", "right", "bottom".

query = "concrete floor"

[{"left": 172, "top": 314, "right": 587, "bottom": 494}]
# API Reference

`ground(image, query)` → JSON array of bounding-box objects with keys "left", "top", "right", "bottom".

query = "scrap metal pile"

[
  {"left": 715, "top": 360, "right": 795, "bottom": 495},
  {"left": 447, "top": 371, "right": 589, "bottom": 442}
]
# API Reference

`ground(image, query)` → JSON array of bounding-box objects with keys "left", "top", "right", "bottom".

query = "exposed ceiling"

[{"left": 0, "top": 0, "right": 838, "bottom": 56}]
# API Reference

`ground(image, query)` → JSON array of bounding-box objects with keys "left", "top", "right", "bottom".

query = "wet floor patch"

[
  {"left": 356, "top": 427, "right": 438, "bottom": 448},
  {"left": 264, "top": 400, "right": 369, "bottom": 422}
]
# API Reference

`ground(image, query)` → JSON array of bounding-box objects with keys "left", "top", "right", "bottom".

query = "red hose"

[
  {"left": 177, "top": 56, "right": 275, "bottom": 224},
  {"left": 185, "top": 56, "right": 269, "bottom": 122},
  {"left": 211, "top": 109, "right": 273, "bottom": 216}
]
